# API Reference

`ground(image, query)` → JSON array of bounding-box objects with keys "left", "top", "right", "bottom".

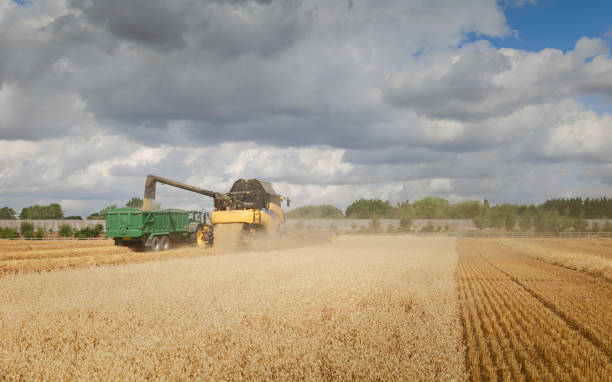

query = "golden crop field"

[
  {"left": 0, "top": 239, "right": 216, "bottom": 276},
  {"left": 457, "top": 239, "right": 612, "bottom": 381},
  {"left": 0, "top": 236, "right": 466, "bottom": 381},
  {"left": 2, "top": 235, "right": 611, "bottom": 381}
]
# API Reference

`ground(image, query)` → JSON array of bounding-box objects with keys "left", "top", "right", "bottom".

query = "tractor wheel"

[
  {"left": 151, "top": 236, "right": 161, "bottom": 252},
  {"left": 161, "top": 235, "right": 170, "bottom": 251},
  {"left": 196, "top": 225, "right": 207, "bottom": 247}
]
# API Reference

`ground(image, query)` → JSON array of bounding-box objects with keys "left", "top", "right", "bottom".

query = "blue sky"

[{"left": 494, "top": 0, "right": 612, "bottom": 52}]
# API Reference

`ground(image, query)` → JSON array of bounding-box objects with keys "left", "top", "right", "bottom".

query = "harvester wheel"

[
  {"left": 151, "top": 236, "right": 161, "bottom": 252},
  {"left": 161, "top": 235, "right": 170, "bottom": 251}
]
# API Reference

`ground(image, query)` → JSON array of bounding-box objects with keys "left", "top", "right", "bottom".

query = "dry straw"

[
  {"left": 458, "top": 239, "right": 612, "bottom": 381},
  {"left": 0, "top": 236, "right": 466, "bottom": 381},
  {"left": 495, "top": 238, "right": 612, "bottom": 281}
]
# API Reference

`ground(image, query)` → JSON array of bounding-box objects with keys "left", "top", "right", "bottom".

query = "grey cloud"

[
  {"left": 66, "top": 0, "right": 308, "bottom": 57},
  {"left": 68, "top": 0, "right": 188, "bottom": 50},
  {"left": 386, "top": 49, "right": 511, "bottom": 121},
  {"left": 343, "top": 147, "right": 456, "bottom": 165}
]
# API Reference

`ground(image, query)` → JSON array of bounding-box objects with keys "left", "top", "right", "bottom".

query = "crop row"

[
  {"left": 0, "top": 239, "right": 213, "bottom": 276},
  {"left": 478, "top": 241, "right": 612, "bottom": 357},
  {"left": 457, "top": 239, "right": 612, "bottom": 381}
]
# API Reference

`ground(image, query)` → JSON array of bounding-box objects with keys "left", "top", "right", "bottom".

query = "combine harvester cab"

[{"left": 106, "top": 208, "right": 212, "bottom": 251}]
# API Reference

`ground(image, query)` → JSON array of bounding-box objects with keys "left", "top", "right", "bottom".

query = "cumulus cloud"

[
  {"left": 0, "top": 0, "right": 611, "bottom": 216},
  {"left": 386, "top": 38, "right": 612, "bottom": 121}
]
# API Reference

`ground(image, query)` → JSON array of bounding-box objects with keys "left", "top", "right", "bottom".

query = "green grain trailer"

[{"left": 106, "top": 208, "right": 212, "bottom": 251}]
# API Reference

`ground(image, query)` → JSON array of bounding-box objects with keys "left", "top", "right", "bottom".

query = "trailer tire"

[
  {"left": 161, "top": 235, "right": 170, "bottom": 251},
  {"left": 151, "top": 236, "right": 161, "bottom": 252}
]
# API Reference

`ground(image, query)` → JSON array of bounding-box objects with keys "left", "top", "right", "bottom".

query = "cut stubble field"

[
  {"left": 457, "top": 238, "right": 612, "bottom": 381},
  {"left": 2, "top": 236, "right": 612, "bottom": 381}
]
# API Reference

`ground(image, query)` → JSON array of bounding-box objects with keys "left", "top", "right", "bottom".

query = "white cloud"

[{"left": 542, "top": 111, "right": 612, "bottom": 161}]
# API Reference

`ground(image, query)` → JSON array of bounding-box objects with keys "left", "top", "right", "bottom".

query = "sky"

[{"left": 0, "top": 0, "right": 611, "bottom": 217}]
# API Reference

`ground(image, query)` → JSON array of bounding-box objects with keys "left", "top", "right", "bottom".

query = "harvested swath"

[
  {"left": 0, "top": 236, "right": 466, "bottom": 381},
  {"left": 0, "top": 240, "right": 216, "bottom": 276},
  {"left": 496, "top": 238, "right": 612, "bottom": 281},
  {"left": 523, "top": 238, "right": 612, "bottom": 259},
  {"left": 0, "top": 239, "right": 113, "bottom": 253},
  {"left": 0, "top": 244, "right": 133, "bottom": 261},
  {"left": 457, "top": 239, "right": 612, "bottom": 381}
]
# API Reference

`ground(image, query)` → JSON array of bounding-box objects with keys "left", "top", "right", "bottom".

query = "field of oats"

[{"left": 0, "top": 236, "right": 465, "bottom": 381}]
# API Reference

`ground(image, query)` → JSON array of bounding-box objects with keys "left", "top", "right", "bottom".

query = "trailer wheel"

[
  {"left": 151, "top": 236, "right": 161, "bottom": 252},
  {"left": 161, "top": 235, "right": 170, "bottom": 251}
]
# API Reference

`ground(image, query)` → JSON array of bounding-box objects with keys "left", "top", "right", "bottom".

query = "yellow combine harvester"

[{"left": 143, "top": 174, "right": 290, "bottom": 248}]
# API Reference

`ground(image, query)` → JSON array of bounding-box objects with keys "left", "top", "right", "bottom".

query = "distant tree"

[
  {"left": 504, "top": 213, "right": 518, "bottom": 231},
  {"left": 473, "top": 211, "right": 487, "bottom": 231},
  {"left": 126, "top": 197, "right": 144, "bottom": 209},
  {"left": 411, "top": 197, "right": 448, "bottom": 218},
  {"left": 449, "top": 201, "right": 481, "bottom": 219},
  {"left": 518, "top": 212, "right": 532, "bottom": 231},
  {"left": 486, "top": 208, "right": 505, "bottom": 230},
  {"left": 58, "top": 224, "right": 73, "bottom": 237},
  {"left": 0, "top": 207, "right": 17, "bottom": 220},
  {"left": 87, "top": 205, "right": 117, "bottom": 220},
  {"left": 19, "top": 222, "right": 34, "bottom": 235},
  {"left": 572, "top": 217, "right": 588, "bottom": 232},
  {"left": 286, "top": 205, "right": 344, "bottom": 219},
  {"left": 76, "top": 224, "right": 104, "bottom": 238},
  {"left": 368, "top": 218, "right": 381, "bottom": 233},
  {"left": 0, "top": 227, "right": 18, "bottom": 238},
  {"left": 64, "top": 216, "right": 83, "bottom": 220},
  {"left": 421, "top": 222, "right": 435, "bottom": 232},
  {"left": 35, "top": 226, "right": 45, "bottom": 239},
  {"left": 392, "top": 201, "right": 413, "bottom": 218},
  {"left": 534, "top": 210, "right": 561, "bottom": 233},
  {"left": 345, "top": 199, "right": 392, "bottom": 219},
  {"left": 399, "top": 215, "right": 413, "bottom": 232},
  {"left": 19, "top": 203, "right": 64, "bottom": 219}
]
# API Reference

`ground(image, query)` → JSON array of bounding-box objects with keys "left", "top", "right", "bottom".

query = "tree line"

[
  {"left": 3, "top": 196, "right": 612, "bottom": 233},
  {"left": 287, "top": 197, "right": 612, "bottom": 232},
  {"left": 0, "top": 197, "right": 147, "bottom": 220}
]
